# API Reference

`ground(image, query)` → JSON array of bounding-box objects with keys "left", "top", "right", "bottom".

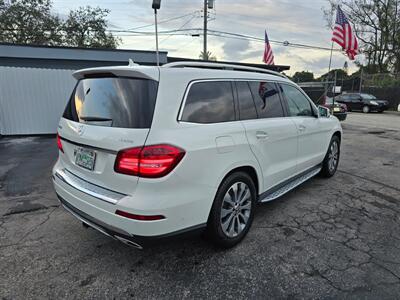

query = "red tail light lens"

[
  {"left": 114, "top": 144, "right": 185, "bottom": 178},
  {"left": 57, "top": 134, "right": 64, "bottom": 153}
]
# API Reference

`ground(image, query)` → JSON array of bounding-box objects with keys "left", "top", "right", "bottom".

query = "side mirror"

[{"left": 318, "top": 106, "right": 330, "bottom": 118}]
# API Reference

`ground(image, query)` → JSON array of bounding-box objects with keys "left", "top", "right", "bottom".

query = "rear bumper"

[
  {"left": 52, "top": 159, "right": 212, "bottom": 247},
  {"left": 56, "top": 194, "right": 205, "bottom": 248}
]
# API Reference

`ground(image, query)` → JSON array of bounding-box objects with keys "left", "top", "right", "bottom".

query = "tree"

[
  {"left": 292, "top": 71, "right": 315, "bottom": 83},
  {"left": 199, "top": 51, "right": 217, "bottom": 61},
  {"left": 0, "top": 1, "right": 120, "bottom": 48},
  {"left": 324, "top": 0, "right": 400, "bottom": 73},
  {"left": 63, "top": 6, "right": 120, "bottom": 48},
  {"left": 318, "top": 68, "right": 349, "bottom": 81},
  {"left": 0, "top": 0, "right": 63, "bottom": 45}
]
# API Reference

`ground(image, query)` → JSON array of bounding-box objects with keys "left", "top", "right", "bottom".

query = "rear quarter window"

[
  {"left": 63, "top": 77, "right": 158, "bottom": 128},
  {"left": 180, "top": 81, "right": 235, "bottom": 123}
]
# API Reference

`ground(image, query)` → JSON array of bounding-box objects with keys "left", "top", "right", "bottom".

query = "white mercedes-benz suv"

[{"left": 53, "top": 62, "right": 342, "bottom": 249}]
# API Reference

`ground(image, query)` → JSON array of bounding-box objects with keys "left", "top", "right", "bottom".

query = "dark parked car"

[
  {"left": 322, "top": 97, "right": 347, "bottom": 121},
  {"left": 335, "top": 93, "right": 388, "bottom": 113}
]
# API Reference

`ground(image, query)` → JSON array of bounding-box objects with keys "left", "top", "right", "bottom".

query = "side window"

[
  {"left": 248, "top": 81, "right": 284, "bottom": 118},
  {"left": 281, "top": 84, "right": 314, "bottom": 117},
  {"left": 236, "top": 81, "right": 258, "bottom": 120},
  {"left": 349, "top": 94, "right": 360, "bottom": 101},
  {"left": 181, "top": 81, "right": 235, "bottom": 123}
]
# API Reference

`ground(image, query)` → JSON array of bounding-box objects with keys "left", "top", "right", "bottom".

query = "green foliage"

[
  {"left": 63, "top": 6, "right": 120, "bottom": 48},
  {"left": 199, "top": 51, "right": 217, "bottom": 61},
  {"left": 292, "top": 71, "right": 315, "bottom": 83},
  {"left": 0, "top": 0, "right": 120, "bottom": 48},
  {"left": 0, "top": 0, "right": 62, "bottom": 45},
  {"left": 317, "top": 69, "right": 349, "bottom": 81}
]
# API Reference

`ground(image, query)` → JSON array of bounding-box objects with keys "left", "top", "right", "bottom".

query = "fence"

[{"left": 301, "top": 75, "right": 400, "bottom": 110}]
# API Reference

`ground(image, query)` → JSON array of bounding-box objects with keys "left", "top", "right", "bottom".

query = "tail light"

[
  {"left": 114, "top": 144, "right": 185, "bottom": 178},
  {"left": 57, "top": 134, "right": 64, "bottom": 153}
]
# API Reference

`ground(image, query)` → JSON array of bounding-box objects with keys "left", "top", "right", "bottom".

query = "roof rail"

[{"left": 162, "top": 61, "right": 287, "bottom": 78}]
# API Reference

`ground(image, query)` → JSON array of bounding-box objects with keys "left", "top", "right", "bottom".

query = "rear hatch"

[{"left": 58, "top": 68, "right": 159, "bottom": 196}]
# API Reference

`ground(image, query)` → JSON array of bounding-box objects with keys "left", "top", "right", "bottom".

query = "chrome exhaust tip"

[{"left": 114, "top": 235, "right": 143, "bottom": 250}]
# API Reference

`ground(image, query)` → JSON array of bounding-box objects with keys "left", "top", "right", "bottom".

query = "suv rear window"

[
  {"left": 63, "top": 77, "right": 158, "bottom": 128},
  {"left": 181, "top": 81, "right": 235, "bottom": 123}
]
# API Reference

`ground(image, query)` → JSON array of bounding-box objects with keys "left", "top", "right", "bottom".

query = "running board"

[{"left": 259, "top": 167, "right": 321, "bottom": 203}]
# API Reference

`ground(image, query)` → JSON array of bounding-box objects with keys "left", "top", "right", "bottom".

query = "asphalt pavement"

[{"left": 1, "top": 112, "right": 400, "bottom": 299}]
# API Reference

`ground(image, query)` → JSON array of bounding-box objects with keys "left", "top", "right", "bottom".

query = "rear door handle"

[
  {"left": 298, "top": 125, "right": 306, "bottom": 132},
  {"left": 256, "top": 131, "right": 269, "bottom": 139}
]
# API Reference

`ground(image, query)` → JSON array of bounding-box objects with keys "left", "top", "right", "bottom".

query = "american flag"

[
  {"left": 331, "top": 6, "right": 358, "bottom": 60},
  {"left": 263, "top": 30, "right": 275, "bottom": 65}
]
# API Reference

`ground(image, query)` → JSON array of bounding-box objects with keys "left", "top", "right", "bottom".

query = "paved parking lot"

[{"left": 1, "top": 112, "right": 400, "bottom": 299}]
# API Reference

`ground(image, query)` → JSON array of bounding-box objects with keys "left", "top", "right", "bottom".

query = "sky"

[{"left": 51, "top": 0, "right": 363, "bottom": 76}]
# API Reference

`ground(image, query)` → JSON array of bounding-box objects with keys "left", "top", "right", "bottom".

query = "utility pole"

[
  {"left": 203, "top": 0, "right": 208, "bottom": 60},
  {"left": 359, "top": 67, "right": 363, "bottom": 93}
]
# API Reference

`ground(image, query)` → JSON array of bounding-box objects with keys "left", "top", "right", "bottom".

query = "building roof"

[
  {"left": 0, "top": 43, "right": 168, "bottom": 65},
  {"left": 0, "top": 43, "right": 290, "bottom": 73}
]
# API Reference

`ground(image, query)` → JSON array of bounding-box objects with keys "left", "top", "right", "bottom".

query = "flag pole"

[
  {"left": 328, "top": 41, "right": 334, "bottom": 74},
  {"left": 324, "top": 41, "right": 334, "bottom": 100}
]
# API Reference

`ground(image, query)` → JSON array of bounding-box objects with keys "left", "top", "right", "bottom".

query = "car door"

[
  {"left": 347, "top": 94, "right": 363, "bottom": 111},
  {"left": 279, "top": 83, "right": 331, "bottom": 173},
  {"left": 236, "top": 81, "right": 298, "bottom": 191}
]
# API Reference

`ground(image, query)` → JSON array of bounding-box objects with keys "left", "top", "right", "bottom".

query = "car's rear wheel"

[
  {"left": 362, "top": 105, "right": 370, "bottom": 113},
  {"left": 207, "top": 172, "right": 256, "bottom": 248},
  {"left": 320, "top": 135, "right": 340, "bottom": 178}
]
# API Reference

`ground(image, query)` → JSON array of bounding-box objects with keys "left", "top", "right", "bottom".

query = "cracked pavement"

[{"left": 1, "top": 113, "right": 400, "bottom": 299}]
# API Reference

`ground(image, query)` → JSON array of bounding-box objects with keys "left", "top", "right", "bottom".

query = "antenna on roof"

[{"left": 128, "top": 59, "right": 139, "bottom": 67}]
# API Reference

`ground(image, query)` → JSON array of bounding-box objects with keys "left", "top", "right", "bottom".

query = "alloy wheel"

[
  {"left": 220, "top": 182, "right": 252, "bottom": 238},
  {"left": 328, "top": 141, "right": 339, "bottom": 173}
]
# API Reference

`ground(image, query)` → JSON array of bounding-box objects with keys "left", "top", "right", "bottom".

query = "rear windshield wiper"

[{"left": 79, "top": 116, "right": 113, "bottom": 122}]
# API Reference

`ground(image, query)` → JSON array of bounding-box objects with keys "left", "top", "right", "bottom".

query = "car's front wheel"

[
  {"left": 362, "top": 105, "right": 370, "bottom": 113},
  {"left": 207, "top": 172, "right": 256, "bottom": 248},
  {"left": 320, "top": 135, "right": 340, "bottom": 178}
]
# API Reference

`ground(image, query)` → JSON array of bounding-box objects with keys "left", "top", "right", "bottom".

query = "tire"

[
  {"left": 362, "top": 105, "right": 370, "bottom": 113},
  {"left": 207, "top": 171, "right": 256, "bottom": 248},
  {"left": 320, "top": 135, "right": 340, "bottom": 178}
]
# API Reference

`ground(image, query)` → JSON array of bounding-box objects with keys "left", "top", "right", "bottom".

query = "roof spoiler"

[{"left": 73, "top": 64, "right": 159, "bottom": 81}]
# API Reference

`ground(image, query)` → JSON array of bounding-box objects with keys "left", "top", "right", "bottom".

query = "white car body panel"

[{"left": 53, "top": 64, "right": 342, "bottom": 244}]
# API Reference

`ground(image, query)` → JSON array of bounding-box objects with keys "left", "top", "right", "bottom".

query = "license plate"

[
  {"left": 75, "top": 147, "right": 96, "bottom": 171},
  {"left": 333, "top": 107, "right": 341, "bottom": 112}
]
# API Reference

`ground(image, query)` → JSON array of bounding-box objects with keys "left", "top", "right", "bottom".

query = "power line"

[
  {"left": 158, "top": 14, "right": 197, "bottom": 46},
  {"left": 127, "top": 11, "right": 200, "bottom": 31},
  {"left": 109, "top": 28, "right": 344, "bottom": 52}
]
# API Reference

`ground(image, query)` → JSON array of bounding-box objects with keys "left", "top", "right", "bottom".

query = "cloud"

[
  {"left": 51, "top": 0, "right": 360, "bottom": 76},
  {"left": 222, "top": 38, "right": 250, "bottom": 61}
]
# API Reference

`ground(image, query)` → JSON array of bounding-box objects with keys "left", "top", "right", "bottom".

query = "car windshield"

[{"left": 361, "top": 93, "right": 376, "bottom": 100}]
